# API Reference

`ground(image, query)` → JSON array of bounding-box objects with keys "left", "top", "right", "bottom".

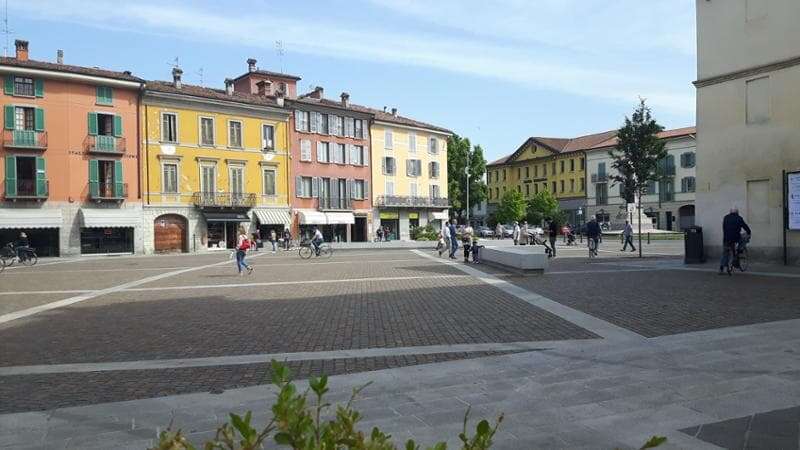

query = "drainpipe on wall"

[
  {"left": 136, "top": 85, "right": 143, "bottom": 200},
  {"left": 144, "top": 102, "right": 150, "bottom": 205}
]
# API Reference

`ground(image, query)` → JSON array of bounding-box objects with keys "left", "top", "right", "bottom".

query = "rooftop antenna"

[
  {"left": 167, "top": 56, "right": 180, "bottom": 69},
  {"left": 196, "top": 67, "right": 204, "bottom": 86},
  {"left": 275, "top": 40, "right": 284, "bottom": 72},
  {"left": 2, "top": 0, "right": 13, "bottom": 58}
]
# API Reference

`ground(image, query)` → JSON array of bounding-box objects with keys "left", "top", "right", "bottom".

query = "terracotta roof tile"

[
  {"left": 233, "top": 69, "right": 302, "bottom": 81},
  {"left": 146, "top": 80, "right": 281, "bottom": 107},
  {"left": 587, "top": 126, "right": 696, "bottom": 150},
  {"left": 0, "top": 57, "right": 142, "bottom": 82}
]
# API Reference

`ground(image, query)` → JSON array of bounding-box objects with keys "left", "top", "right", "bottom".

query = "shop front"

[
  {"left": 253, "top": 208, "right": 291, "bottom": 245},
  {"left": 379, "top": 211, "right": 400, "bottom": 241},
  {"left": 202, "top": 211, "right": 250, "bottom": 250},
  {"left": 296, "top": 210, "right": 357, "bottom": 242},
  {"left": 80, "top": 208, "right": 139, "bottom": 254},
  {"left": 0, "top": 208, "right": 62, "bottom": 257}
]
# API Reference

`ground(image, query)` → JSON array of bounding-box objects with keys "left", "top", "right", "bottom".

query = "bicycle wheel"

[
  {"left": 320, "top": 245, "right": 333, "bottom": 259},
  {"left": 738, "top": 248, "right": 748, "bottom": 272},
  {"left": 21, "top": 252, "right": 37, "bottom": 266},
  {"left": 298, "top": 246, "right": 313, "bottom": 260}
]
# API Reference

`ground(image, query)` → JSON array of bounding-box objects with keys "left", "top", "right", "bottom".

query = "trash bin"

[{"left": 684, "top": 225, "right": 705, "bottom": 264}]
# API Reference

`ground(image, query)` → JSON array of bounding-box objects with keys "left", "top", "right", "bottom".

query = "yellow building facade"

[
  {"left": 368, "top": 110, "right": 451, "bottom": 240},
  {"left": 487, "top": 131, "right": 616, "bottom": 225},
  {"left": 140, "top": 76, "right": 291, "bottom": 253}
]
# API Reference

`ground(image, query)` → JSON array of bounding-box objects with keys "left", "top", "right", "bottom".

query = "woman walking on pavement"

[{"left": 235, "top": 227, "right": 254, "bottom": 276}]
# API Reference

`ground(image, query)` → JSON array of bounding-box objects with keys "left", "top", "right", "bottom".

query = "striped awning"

[
  {"left": 253, "top": 208, "right": 291, "bottom": 226},
  {"left": 0, "top": 208, "right": 62, "bottom": 229},
  {"left": 81, "top": 208, "right": 140, "bottom": 228},
  {"left": 298, "top": 210, "right": 327, "bottom": 225}
]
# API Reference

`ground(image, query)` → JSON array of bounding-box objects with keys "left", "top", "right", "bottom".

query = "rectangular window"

[
  {"left": 319, "top": 114, "right": 329, "bottom": 134},
  {"left": 344, "top": 117, "right": 355, "bottom": 137},
  {"left": 353, "top": 145, "right": 365, "bottom": 165},
  {"left": 162, "top": 163, "right": 178, "bottom": 194},
  {"left": 386, "top": 180, "right": 395, "bottom": 195},
  {"left": 580, "top": 158, "right": 585, "bottom": 170},
  {"left": 161, "top": 113, "right": 177, "bottom": 143},
  {"left": 353, "top": 179, "right": 365, "bottom": 199},
  {"left": 96, "top": 86, "right": 113, "bottom": 105},
  {"left": 334, "top": 143, "right": 346, "bottom": 164},
  {"left": 597, "top": 183, "right": 608, "bottom": 205},
  {"left": 410, "top": 182, "right": 418, "bottom": 197},
  {"left": 534, "top": 165, "right": 538, "bottom": 177},
  {"left": 552, "top": 181, "right": 557, "bottom": 193},
  {"left": 570, "top": 179, "right": 575, "bottom": 192},
  {"left": 382, "top": 156, "right": 396, "bottom": 175},
  {"left": 295, "top": 110, "right": 310, "bottom": 132},
  {"left": 200, "top": 117, "right": 215, "bottom": 146},
  {"left": 384, "top": 129, "right": 393, "bottom": 149},
  {"left": 334, "top": 116, "right": 343, "bottom": 136},
  {"left": 15, "top": 106, "right": 34, "bottom": 130},
  {"left": 13, "top": 76, "right": 34, "bottom": 96},
  {"left": 262, "top": 124, "right": 275, "bottom": 151},
  {"left": 317, "top": 141, "right": 330, "bottom": 163},
  {"left": 517, "top": 167, "right": 521, "bottom": 179},
  {"left": 534, "top": 184, "right": 539, "bottom": 194},
  {"left": 503, "top": 169, "right": 506, "bottom": 181},
  {"left": 525, "top": 184, "right": 530, "bottom": 196},
  {"left": 409, "top": 133, "right": 416, "bottom": 153},
  {"left": 746, "top": 76, "right": 770, "bottom": 125},
  {"left": 229, "top": 166, "right": 244, "bottom": 194},
  {"left": 551, "top": 162, "right": 556, "bottom": 174},
  {"left": 525, "top": 167, "right": 529, "bottom": 178},
  {"left": 263, "top": 169, "right": 276, "bottom": 196},
  {"left": 406, "top": 159, "right": 422, "bottom": 177},
  {"left": 560, "top": 180, "right": 565, "bottom": 192},
  {"left": 300, "top": 140, "right": 312, "bottom": 161},
  {"left": 543, "top": 164, "right": 547, "bottom": 176},
  {"left": 228, "top": 121, "right": 243, "bottom": 148},
  {"left": 429, "top": 161, "right": 440, "bottom": 178},
  {"left": 570, "top": 159, "right": 575, "bottom": 171},
  {"left": 299, "top": 176, "right": 313, "bottom": 197},
  {"left": 429, "top": 137, "right": 438, "bottom": 154},
  {"left": 598, "top": 162, "right": 606, "bottom": 177},
  {"left": 354, "top": 119, "right": 363, "bottom": 139},
  {"left": 429, "top": 184, "right": 440, "bottom": 198},
  {"left": 200, "top": 164, "right": 216, "bottom": 194},
  {"left": 560, "top": 160, "right": 565, "bottom": 173},
  {"left": 580, "top": 178, "right": 585, "bottom": 191}
]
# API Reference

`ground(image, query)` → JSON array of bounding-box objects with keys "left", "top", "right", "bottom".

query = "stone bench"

[{"left": 481, "top": 245, "right": 549, "bottom": 274}]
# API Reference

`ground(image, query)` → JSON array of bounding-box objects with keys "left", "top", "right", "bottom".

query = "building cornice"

[
  {"left": 373, "top": 120, "right": 452, "bottom": 137},
  {"left": 0, "top": 65, "right": 142, "bottom": 89},
  {"left": 144, "top": 90, "right": 290, "bottom": 120},
  {"left": 694, "top": 54, "right": 800, "bottom": 88}
]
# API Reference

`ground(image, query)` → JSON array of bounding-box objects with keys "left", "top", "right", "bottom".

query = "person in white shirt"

[
  {"left": 441, "top": 222, "right": 451, "bottom": 256},
  {"left": 312, "top": 227, "right": 324, "bottom": 256},
  {"left": 512, "top": 221, "right": 521, "bottom": 245}
]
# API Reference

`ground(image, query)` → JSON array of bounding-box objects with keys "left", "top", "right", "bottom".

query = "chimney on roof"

[
  {"left": 275, "top": 89, "right": 285, "bottom": 107},
  {"left": 391, "top": 107, "right": 397, "bottom": 117},
  {"left": 308, "top": 86, "right": 324, "bottom": 99},
  {"left": 247, "top": 58, "right": 257, "bottom": 73},
  {"left": 382, "top": 106, "right": 387, "bottom": 113},
  {"left": 256, "top": 80, "right": 270, "bottom": 96},
  {"left": 123, "top": 70, "right": 132, "bottom": 76},
  {"left": 172, "top": 67, "right": 183, "bottom": 89},
  {"left": 340, "top": 92, "right": 350, "bottom": 108},
  {"left": 56, "top": 49, "right": 63, "bottom": 64},
  {"left": 15, "top": 40, "right": 29, "bottom": 61},
  {"left": 224, "top": 78, "right": 234, "bottom": 96}
]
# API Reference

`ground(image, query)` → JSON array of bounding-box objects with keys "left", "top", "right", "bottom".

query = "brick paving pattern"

[{"left": 0, "top": 350, "right": 525, "bottom": 413}]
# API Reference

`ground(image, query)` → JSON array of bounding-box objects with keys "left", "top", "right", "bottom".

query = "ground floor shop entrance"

[
  {"left": 0, "top": 228, "right": 59, "bottom": 257},
  {"left": 154, "top": 214, "right": 187, "bottom": 253},
  {"left": 202, "top": 211, "right": 250, "bottom": 250},
  {"left": 80, "top": 227, "right": 134, "bottom": 254},
  {"left": 353, "top": 217, "right": 367, "bottom": 242}
]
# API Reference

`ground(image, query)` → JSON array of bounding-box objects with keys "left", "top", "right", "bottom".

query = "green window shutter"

[
  {"left": 106, "top": 87, "right": 113, "bottom": 103},
  {"left": 88, "top": 112, "right": 98, "bottom": 135},
  {"left": 4, "top": 156, "right": 16, "bottom": 196},
  {"left": 4, "top": 105, "right": 14, "bottom": 129},
  {"left": 34, "top": 108, "right": 45, "bottom": 131},
  {"left": 114, "top": 160, "right": 123, "bottom": 197},
  {"left": 96, "top": 86, "right": 112, "bottom": 104},
  {"left": 89, "top": 159, "right": 99, "bottom": 197},
  {"left": 35, "top": 157, "right": 46, "bottom": 196},
  {"left": 113, "top": 115, "right": 122, "bottom": 137},
  {"left": 3, "top": 75, "right": 13, "bottom": 95},
  {"left": 34, "top": 79, "right": 44, "bottom": 97}
]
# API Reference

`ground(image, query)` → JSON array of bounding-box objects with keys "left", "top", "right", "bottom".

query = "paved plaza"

[{"left": 1, "top": 241, "right": 799, "bottom": 449}]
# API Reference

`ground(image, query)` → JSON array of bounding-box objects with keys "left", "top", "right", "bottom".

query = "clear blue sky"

[{"left": 7, "top": 0, "right": 697, "bottom": 162}]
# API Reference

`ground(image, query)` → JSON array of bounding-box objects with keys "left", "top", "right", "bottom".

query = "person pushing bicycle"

[{"left": 719, "top": 208, "right": 751, "bottom": 275}]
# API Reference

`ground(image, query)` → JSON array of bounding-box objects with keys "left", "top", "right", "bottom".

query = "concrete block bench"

[{"left": 481, "top": 245, "right": 549, "bottom": 274}]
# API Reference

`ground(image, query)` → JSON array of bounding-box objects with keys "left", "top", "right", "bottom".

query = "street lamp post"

[{"left": 465, "top": 151, "right": 470, "bottom": 224}]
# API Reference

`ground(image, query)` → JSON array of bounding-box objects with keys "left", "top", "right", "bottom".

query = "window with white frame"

[
  {"left": 429, "top": 161, "right": 440, "bottom": 178},
  {"left": 299, "top": 176, "right": 313, "bottom": 197},
  {"left": 317, "top": 142, "right": 330, "bottom": 163},
  {"left": 406, "top": 159, "right": 422, "bottom": 177},
  {"left": 300, "top": 140, "right": 312, "bottom": 161},
  {"left": 263, "top": 168, "right": 276, "bottom": 196},
  {"left": 262, "top": 124, "right": 275, "bottom": 151},
  {"left": 200, "top": 164, "right": 216, "bottom": 194},
  {"left": 384, "top": 129, "right": 393, "bottom": 149},
  {"left": 409, "top": 182, "right": 418, "bottom": 197},
  {"left": 429, "top": 184, "right": 440, "bottom": 198},
  {"left": 352, "top": 145, "right": 365, "bottom": 165},
  {"left": 429, "top": 137, "right": 438, "bottom": 154},
  {"left": 354, "top": 119, "right": 364, "bottom": 139},
  {"left": 344, "top": 117, "right": 355, "bottom": 137},
  {"left": 13, "top": 76, "right": 34, "bottom": 96},
  {"left": 229, "top": 166, "right": 244, "bottom": 194},
  {"left": 162, "top": 162, "right": 178, "bottom": 194},
  {"left": 319, "top": 114, "right": 329, "bottom": 134},
  {"left": 681, "top": 176, "right": 696, "bottom": 193},
  {"left": 382, "top": 156, "right": 396, "bottom": 175},
  {"left": 334, "top": 143, "right": 347, "bottom": 164},
  {"left": 353, "top": 179, "right": 365, "bottom": 199},
  {"left": 408, "top": 133, "right": 416, "bottom": 153},
  {"left": 228, "top": 121, "right": 243, "bottom": 148},
  {"left": 385, "top": 180, "right": 395, "bottom": 195},
  {"left": 200, "top": 117, "right": 215, "bottom": 146},
  {"left": 161, "top": 113, "right": 177, "bottom": 143},
  {"left": 295, "top": 110, "right": 310, "bottom": 132}
]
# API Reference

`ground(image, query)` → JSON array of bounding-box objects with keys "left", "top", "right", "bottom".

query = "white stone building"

[
  {"left": 695, "top": 0, "right": 800, "bottom": 263},
  {"left": 585, "top": 127, "right": 697, "bottom": 231}
]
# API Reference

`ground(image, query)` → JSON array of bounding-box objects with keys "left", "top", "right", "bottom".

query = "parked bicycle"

[
  {"left": 1, "top": 243, "right": 38, "bottom": 268},
  {"left": 724, "top": 234, "right": 750, "bottom": 275},
  {"left": 298, "top": 239, "right": 333, "bottom": 259}
]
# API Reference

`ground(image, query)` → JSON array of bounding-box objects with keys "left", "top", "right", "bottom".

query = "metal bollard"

[
  {"left": 580, "top": 233, "right": 583, "bottom": 243},
  {"left": 647, "top": 233, "right": 651, "bottom": 244}
]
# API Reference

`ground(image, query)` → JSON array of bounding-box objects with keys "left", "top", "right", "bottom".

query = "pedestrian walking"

[
  {"left": 512, "top": 221, "right": 521, "bottom": 245},
  {"left": 621, "top": 221, "right": 636, "bottom": 252},
  {"left": 520, "top": 221, "right": 529, "bottom": 245},
  {"left": 442, "top": 221, "right": 451, "bottom": 257},
  {"left": 495, "top": 223, "right": 504, "bottom": 240},
  {"left": 376, "top": 227, "right": 383, "bottom": 242},
  {"left": 548, "top": 218, "right": 559, "bottom": 257},
  {"left": 235, "top": 227, "right": 254, "bottom": 276},
  {"left": 282, "top": 229, "right": 292, "bottom": 250},
  {"left": 270, "top": 229, "right": 277, "bottom": 253},
  {"left": 448, "top": 219, "right": 459, "bottom": 259},
  {"left": 462, "top": 223, "right": 474, "bottom": 262}
]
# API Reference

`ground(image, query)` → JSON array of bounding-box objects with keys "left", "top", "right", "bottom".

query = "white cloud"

[{"left": 12, "top": 0, "right": 695, "bottom": 115}]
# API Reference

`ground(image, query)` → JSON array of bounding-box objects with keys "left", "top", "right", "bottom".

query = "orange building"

[{"left": 0, "top": 40, "right": 143, "bottom": 256}]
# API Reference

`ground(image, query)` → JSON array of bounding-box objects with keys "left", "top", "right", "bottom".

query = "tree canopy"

[
  {"left": 447, "top": 134, "right": 487, "bottom": 218},
  {"left": 526, "top": 191, "right": 563, "bottom": 226},
  {"left": 495, "top": 190, "right": 526, "bottom": 224}
]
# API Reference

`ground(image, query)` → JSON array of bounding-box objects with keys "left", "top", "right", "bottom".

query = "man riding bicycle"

[
  {"left": 311, "top": 226, "right": 324, "bottom": 257},
  {"left": 14, "top": 232, "right": 31, "bottom": 260},
  {"left": 719, "top": 208, "right": 751, "bottom": 275},
  {"left": 586, "top": 216, "right": 601, "bottom": 257}
]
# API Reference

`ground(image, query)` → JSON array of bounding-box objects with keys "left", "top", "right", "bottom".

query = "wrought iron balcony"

[
  {"left": 85, "top": 135, "right": 126, "bottom": 153},
  {"left": 374, "top": 195, "right": 450, "bottom": 208},
  {"left": 89, "top": 182, "right": 127, "bottom": 201},
  {"left": 193, "top": 191, "right": 257, "bottom": 208},
  {"left": 591, "top": 173, "right": 608, "bottom": 183},
  {"left": 318, "top": 196, "right": 352, "bottom": 211},
  {"left": 2, "top": 130, "right": 47, "bottom": 150},
  {"left": 4, "top": 179, "right": 48, "bottom": 200}
]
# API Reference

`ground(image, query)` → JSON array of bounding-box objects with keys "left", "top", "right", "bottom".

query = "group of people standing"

[{"left": 437, "top": 219, "right": 481, "bottom": 263}]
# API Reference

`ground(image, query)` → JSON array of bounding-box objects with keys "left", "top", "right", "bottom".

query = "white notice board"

[{"left": 789, "top": 171, "right": 800, "bottom": 230}]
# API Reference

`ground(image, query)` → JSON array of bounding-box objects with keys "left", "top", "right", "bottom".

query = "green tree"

[
  {"left": 609, "top": 99, "right": 667, "bottom": 257},
  {"left": 525, "top": 191, "right": 561, "bottom": 226},
  {"left": 447, "top": 134, "right": 487, "bottom": 219},
  {"left": 495, "top": 190, "right": 526, "bottom": 224}
]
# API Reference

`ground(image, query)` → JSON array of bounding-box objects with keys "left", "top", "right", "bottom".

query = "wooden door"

[{"left": 154, "top": 214, "right": 186, "bottom": 253}]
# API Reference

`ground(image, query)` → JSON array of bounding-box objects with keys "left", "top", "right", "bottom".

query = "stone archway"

[
  {"left": 678, "top": 205, "right": 695, "bottom": 231},
  {"left": 154, "top": 214, "right": 188, "bottom": 253}
]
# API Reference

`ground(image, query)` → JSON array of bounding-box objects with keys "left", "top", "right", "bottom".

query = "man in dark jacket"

[
  {"left": 586, "top": 217, "right": 601, "bottom": 256},
  {"left": 720, "top": 208, "right": 751, "bottom": 274},
  {"left": 547, "top": 218, "right": 559, "bottom": 257}
]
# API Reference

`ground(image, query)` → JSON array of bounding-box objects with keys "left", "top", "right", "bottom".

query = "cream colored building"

[
  {"left": 361, "top": 108, "right": 450, "bottom": 240},
  {"left": 695, "top": 0, "right": 800, "bottom": 263}
]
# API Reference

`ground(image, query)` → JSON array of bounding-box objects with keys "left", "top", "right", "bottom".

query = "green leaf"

[
  {"left": 640, "top": 435, "right": 667, "bottom": 449},
  {"left": 273, "top": 432, "right": 292, "bottom": 445},
  {"left": 405, "top": 439, "right": 419, "bottom": 450},
  {"left": 476, "top": 419, "right": 490, "bottom": 435}
]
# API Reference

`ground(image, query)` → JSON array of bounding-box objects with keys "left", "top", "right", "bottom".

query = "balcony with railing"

[
  {"left": 4, "top": 179, "right": 48, "bottom": 200},
  {"left": 193, "top": 192, "right": 257, "bottom": 209},
  {"left": 591, "top": 173, "right": 608, "bottom": 183},
  {"left": 85, "top": 135, "right": 126, "bottom": 154},
  {"left": 89, "top": 182, "right": 127, "bottom": 201},
  {"left": 317, "top": 196, "right": 352, "bottom": 211},
  {"left": 374, "top": 195, "right": 450, "bottom": 208},
  {"left": 2, "top": 130, "right": 47, "bottom": 150}
]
